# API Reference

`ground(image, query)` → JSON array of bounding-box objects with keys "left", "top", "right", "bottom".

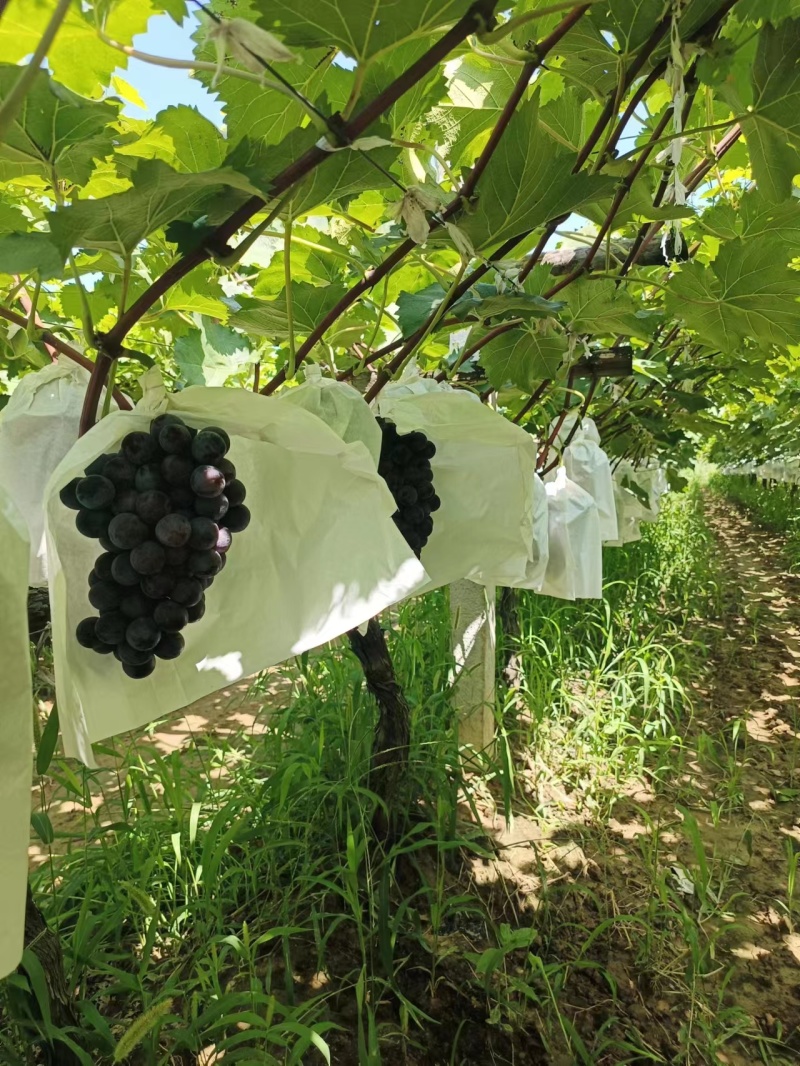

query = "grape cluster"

[
  {"left": 376, "top": 417, "right": 440, "bottom": 557},
  {"left": 59, "top": 415, "right": 251, "bottom": 679}
]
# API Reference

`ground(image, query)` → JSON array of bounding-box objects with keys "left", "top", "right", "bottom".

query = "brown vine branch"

[
  {"left": 0, "top": 305, "right": 131, "bottom": 410},
  {"left": 512, "top": 378, "right": 551, "bottom": 423},
  {"left": 78, "top": 0, "right": 502, "bottom": 431}
]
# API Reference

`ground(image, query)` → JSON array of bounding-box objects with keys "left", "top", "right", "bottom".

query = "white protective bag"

[
  {"left": 499, "top": 471, "right": 549, "bottom": 591},
  {"left": 615, "top": 461, "right": 660, "bottom": 523},
  {"left": 0, "top": 488, "right": 33, "bottom": 978},
  {"left": 551, "top": 414, "right": 618, "bottom": 542},
  {"left": 376, "top": 386, "right": 538, "bottom": 591},
  {"left": 539, "top": 467, "right": 603, "bottom": 599},
  {"left": 606, "top": 478, "right": 643, "bottom": 546},
  {"left": 45, "top": 371, "right": 429, "bottom": 765},
  {"left": 0, "top": 358, "right": 104, "bottom": 585},
  {"left": 279, "top": 367, "right": 382, "bottom": 466}
]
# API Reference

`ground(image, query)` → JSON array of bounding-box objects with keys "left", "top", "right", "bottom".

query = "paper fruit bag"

[
  {"left": 45, "top": 373, "right": 428, "bottom": 765},
  {"left": 376, "top": 388, "right": 538, "bottom": 591},
  {"left": 279, "top": 367, "right": 382, "bottom": 466},
  {"left": 0, "top": 358, "right": 102, "bottom": 585},
  {"left": 539, "top": 467, "right": 603, "bottom": 600},
  {"left": 0, "top": 489, "right": 33, "bottom": 977}
]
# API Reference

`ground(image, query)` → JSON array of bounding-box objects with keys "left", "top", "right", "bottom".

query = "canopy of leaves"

[{"left": 0, "top": 0, "right": 798, "bottom": 471}]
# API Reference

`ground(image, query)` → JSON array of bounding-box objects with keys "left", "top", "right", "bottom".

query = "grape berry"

[
  {"left": 63, "top": 418, "right": 250, "bottom": 678},
  {"left": 376, "top": 418, "right": 439, "bottom": 557}
]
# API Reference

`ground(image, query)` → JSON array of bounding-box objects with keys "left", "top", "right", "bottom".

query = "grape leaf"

[
  {"left": 174, "top": 317, "right": 255, "bottom": 387},
  {"left": 457, "top": 94, "right": 617, "bottom": 251},
  {"left": 737, "top": 20, "right": 800, "bottom": 202},
  {"left": 0, "top": 233, "right": 65, "bottom": 278},
  {"left": 664, "top": 237, "right": 800, "bottom": 352},
  {"left": 590, "top": 0, "right": 666, "bottom": 55},
  {"left": 738, "top": 0, "right": 800, "bottom": 26},
  {"left": 479, "top": 326, "right": 568, "bottom": 392},
  {"left": 0, "top": 67, "right": 118, "bottom": 185},
  {"left": 48, "top": 160, "right": 261, "bottom": 257},
  {"left": 250, "top": 0, "right": 479, "bottom": 62},
  {"left": 117, "top": 106, "right": 227, "bottom": 173},
  {"left": 229, "top": 281, "right": 369, "bottom": 346},
  {"left": 564, "top": 279, "right": 659, "bottom": 338}
]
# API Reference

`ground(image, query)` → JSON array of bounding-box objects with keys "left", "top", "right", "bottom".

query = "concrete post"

[{"left": 449, "top": 579, "right": 496, "bottom": 751}]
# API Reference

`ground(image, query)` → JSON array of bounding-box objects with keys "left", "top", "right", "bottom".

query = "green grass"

[{"left": 3, "top": 484, "right": 796, "bottom": 1065}]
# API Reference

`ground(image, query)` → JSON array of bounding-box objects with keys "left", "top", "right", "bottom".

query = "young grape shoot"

[
  {"left": 59, "top": 416, "right": 250, "bottom": 679},
  {"left": 376, "top": 418, "right": 440, "bottom": 558}
]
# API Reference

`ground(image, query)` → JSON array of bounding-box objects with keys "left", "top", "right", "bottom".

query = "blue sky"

[{"left": 115, "top": 12, "right": 224, "bottom": 123}]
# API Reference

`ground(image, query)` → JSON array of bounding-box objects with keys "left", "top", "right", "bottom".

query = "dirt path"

[{"left": 460, "top": 495, "right": 800, "bottom": 1064}]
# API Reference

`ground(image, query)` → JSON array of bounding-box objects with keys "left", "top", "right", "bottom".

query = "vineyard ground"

[{"left": 20, "top": 492, "right": 800, "bottom": 1064}]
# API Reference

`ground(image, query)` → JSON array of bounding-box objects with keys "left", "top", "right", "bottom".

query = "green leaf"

[
  {"left": 229, "top": 281, "right": 370, "bottom": 347},
  {"left": 0, "top": 66, "right": 118, "bottom": 185},
  {"left": 287, "top": 143, "right": 401, "bottom": 217},
  {"left": 0, "top": 0, "right": 160, "bottom": 98},
  {"left": 479, "top": 326, "right": 567, "bottom": 392},
  {"left": 457, "top": 94, "right": 617, "bottom": 252},
  {"left": 36, "top": 705, "right": 60, "bottom": 776},
  {"left": 0, "top": 232, "right": 65, "bottom": 279},
  {"left": 30, "top": 811, "right": 54, "bottom": 846},
  {"left": 590, "top": 0, "right": 667, "bottom": 55},
  {"left": 738, "top": 0, "right": 800, "bottom": 26},
  {"left": 666, "top": 388, "right": 714, "bottom": 413},
  {"left": 174, "top": 317, "right": 255, "bottom": 387},
  {"left": 116, "top": 106, "right": 227, "bottom": 173},
  {"left": 665, "top": 237, "right": 800, "bottom": 352},
  {"left": 48, "top": 160, "right": 261, "bottom": 257},
  {"left": 564, "top": 279, "right": 659, "bottom": 338},
  {"left": 251, "top": 0, "right": 477, "bottom": 62},
  {"left": 739, "top": 20, "right": 800, "bottom": 201},
  {"left": 431, "top": 54, "right": 522, "bottom": 168}
]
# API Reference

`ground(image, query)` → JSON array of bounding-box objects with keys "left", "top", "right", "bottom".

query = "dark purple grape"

[
  {"left": 421, "top": 441, "right": 436, "bottom": 459},
  {"left": 95, "top": 612, "right": 128, "bottom": 645},
  {"left": 224, "top": 480, "right": 246, "bottom": 507},
  {"left": 120, "top": 590, "right": 154, "bottom": 620},
  {"left": 123, "top": 659, "right": 156, "bottom": 679},
  {"left": 159, "top": 423, "right": 192, "bottom": 454},
  {"left": 94, "top": 553, "right": 116, "bottom": 581},
  {"left": 164, "top": 545, "right": 189, "bottom": 567},
  {"left": 225, "top": 505, "right": 250, "bottom": 533},
  {"left": 216, "top": 553, "right": 227, "bottom": 571},
  {"left": 111, "top": 488, "right": 139, "bottom": 515},
  {"left": 84, "top": 453, "right": 114, "bottom": 476},
  {"left": 149, "top": 413, "right": 184, "bottom": 439},
  {"left": 98, "top": 535, "right": 122, "bottom": 554},
  {"left": 136, "top": 490, "right": 171, "bottom": 525},
  {"left": 406, "top": 505, "right": 426, "bottom": 524},
  {"left": 406, "top": 431, "right": 427, "bottom": 453},
  {"left": 153, "top": 600, "right": 188, "bottom": 632},
  {"left": 117, "top": 641, "right": 153, "bottom": 666},
  {"left": 161, "top": 455, "right": 193, "bottom": 486},
  {"left": 216, "top": 457, "right": 236, "bottom": 482},
  {"left": 88, "top": 582, "right": 122, "bottom": 612},
  {"left": 91, "top": 640, "right": 115, "bottom": 655},
  {"left": 76, "top": 509, "right": 112, "bottom": 539},
  {"left": 121, "top": 431, "right": 159, "bottom": 466},
  {"left": 108, "top": 513, "right": 148, "bottom": 550},
  {"left": 420, "top": 515, "right": 434, "bottom": 536},
  {"left": 135, "top": 464, "right": 165, "bottom": 493},
  {"left": 204, "top": 425, "right": 230, "bottom": 451},
  {"left": 154, "top": 632, "right": 185, "bottom": 660},
  {"left": 188, "top": 549, "right": 221, "bottom": 575},
  {"left": 111, "top": 552, "right": 141, "bottom": 587},
  {"left": 169, "top": 486, "right": 195, "bottom": 509},
  {"left": 215, "top": 527, "right": 232, "bottom": 554},
  {"left": 189, "top": 518, "right": 219, "bottom": 551},
  {"left": 126, "top": 617, "right": 161, "bottom": 652},
  {"left": 196, "top": 574, "right": 214, "bottom": 590},
  {"left": 191, "top": 430, "right": 227, "bottom": 464},
  {"left": 155, "top": 513, "right": 192, "bottom": 548},
  {"left": 186, "top": 598, "right": 205, "bottom": 623},
  {"left": 59, "top": 478, "right": 82, "bottom": 510},
  {"left": 141, "top": 574, "right": 172, "bottom": 600},
  {"left": 88, "top": 569, "right": 100, "bottom": 586},
  {"left": 396, "top": 485, "right": 417, "bottom": 506},
  {"left": 428, "top": 494, "right": 441, "bottom": 512},
  {"left": 172, "top": 577, "right": 203, "bottom": 607},
  {"left": 190, "top": 465, "right": 225, "bottom": 498},
  {"left": 417, "top": 483, "right": 435, "bottom": 501},
  {"left": 130, "top": 541, "right": 165, "bottom": 576},
  {"left": 76, "top": 617, "right": 99, "bottom": 648},
  {"left": 103, "top": 455, "right": 136, "bottom": 487},
  {"left": 193, "top": 495, "right": 229, "bottom": 520}
]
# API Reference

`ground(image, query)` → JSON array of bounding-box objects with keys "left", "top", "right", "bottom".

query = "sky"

[{"left": 113, "top": 11, "right": 224, "bottom": 123}]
